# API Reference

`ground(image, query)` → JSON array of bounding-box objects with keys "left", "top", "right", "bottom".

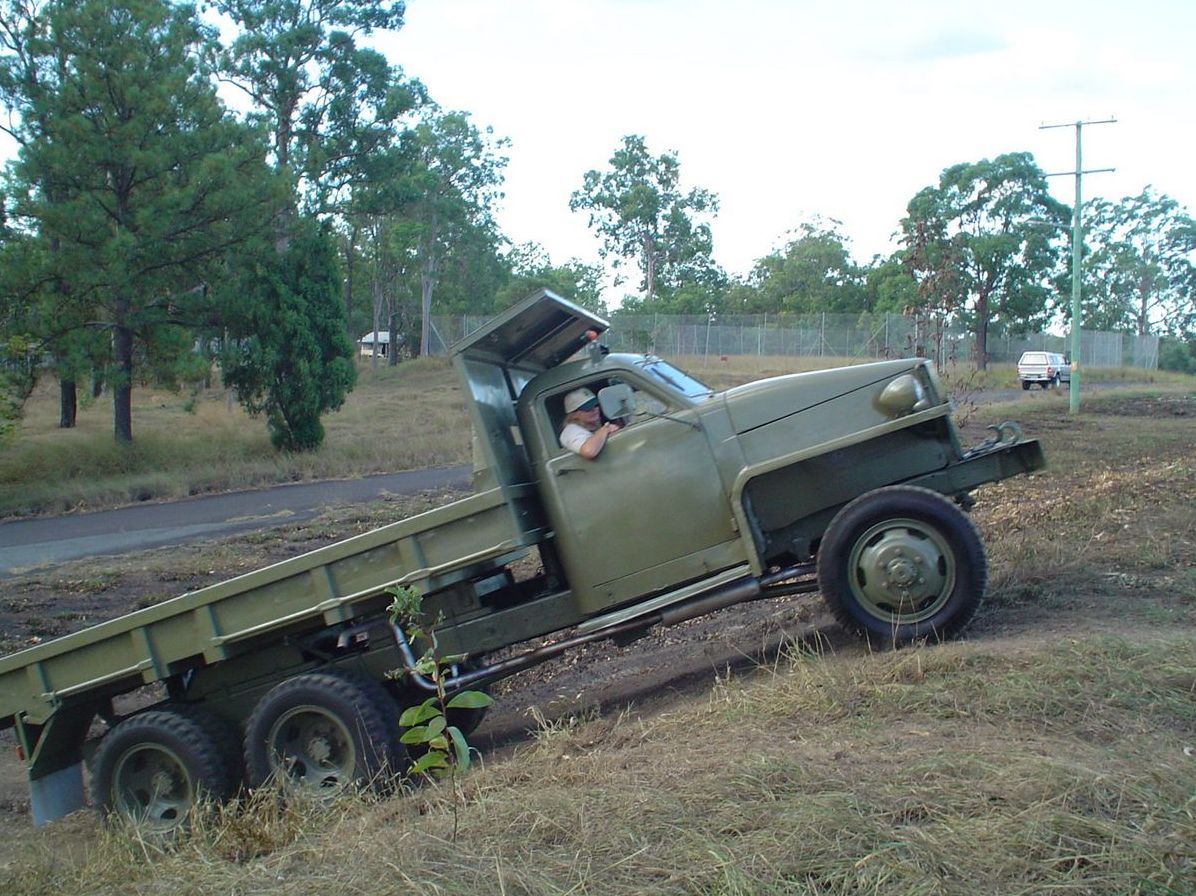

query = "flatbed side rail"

[{"left": 0, "top": 486, "right": 541, "bottom": 727}]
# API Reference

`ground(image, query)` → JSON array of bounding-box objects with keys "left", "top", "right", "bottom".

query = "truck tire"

[
  {"left": 90, "top": 709, "right": 236, "bottom": 834},
  {"left": 243, "top": 671, "right": 403, "bottom": 796},
  {"left": 1021, "top": 381, "right": 1031, "bottom": 390},
  {"left": 817, "top": 485, "right": 987, "bottom": 646}
]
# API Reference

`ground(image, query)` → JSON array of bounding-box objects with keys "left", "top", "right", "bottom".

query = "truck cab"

[{"left": 449, "top": 289, "right": 1042, "bottom": 644}]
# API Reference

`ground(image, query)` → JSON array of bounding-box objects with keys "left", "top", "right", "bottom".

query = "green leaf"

[
  {"left": 448, "top": 725, "right": 471, "bottom": 773},
  {"left": 446, "top": 690, "right": 494, "bottom": 710},
  {"left": 399, "top": 697, "right": 439, "bottom": 726},
  {"left": 399, "top": 726, "right": 428, "bottom": 744},
  {"left": 425, "top": 715, "right": 446, "bottom": 738},
  {"left": 428, "top": 735, "right": 449, "bottom": 751},
  {"left": 410, "top": 752, "right": 448, "bottom": 775}
]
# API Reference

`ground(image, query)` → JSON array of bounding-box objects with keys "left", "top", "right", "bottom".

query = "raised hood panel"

[
  {"left": 723, "top": 358, "right": 921, "bottom": 434},
  {"left": 452, "top": 288, "right": 607, "bottom": 372}
]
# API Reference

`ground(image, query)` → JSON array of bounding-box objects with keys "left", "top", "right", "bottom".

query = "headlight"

[{"left": 877, "top": 374, "right": 930, "bottom": 417}]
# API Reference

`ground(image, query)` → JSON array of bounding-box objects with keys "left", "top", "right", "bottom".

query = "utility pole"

[{"left": 1039, "top": 117, "right": 1116, "bottom": 414}]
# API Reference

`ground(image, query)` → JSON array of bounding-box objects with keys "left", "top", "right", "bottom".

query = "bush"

[{"left": 1158, "top": 336, "right": 1196, "bottom": 374}]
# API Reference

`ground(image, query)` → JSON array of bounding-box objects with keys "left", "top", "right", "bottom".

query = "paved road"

[{"left": 0, "top": 465, "right": 471, "bottom": 575}]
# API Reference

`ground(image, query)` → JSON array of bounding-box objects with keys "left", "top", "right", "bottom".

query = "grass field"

[
  {"left": 1, "top": 366, "right": 1193, "bottom": 893},
  {"left": 1, "top": 353, "right": 1185, "bottom": 518}
]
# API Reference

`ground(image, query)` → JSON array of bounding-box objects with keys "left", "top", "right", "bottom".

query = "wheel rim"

[
  {"left": 266, "top": 705, "right": 357, "bottom": 793},
  {"left": 111, "top": 743, "right": 195, "bottom": 832},
  {"left": 846, "top": 517, "right": 956, "bottom": 625}
]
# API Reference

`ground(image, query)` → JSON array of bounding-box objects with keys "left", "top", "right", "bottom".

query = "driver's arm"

[
  {"left": 578, "top": 421, "right": 620, "bottom": 459},
  {"left": 562, "top": 420, "right": 620, "bottom": 459}
]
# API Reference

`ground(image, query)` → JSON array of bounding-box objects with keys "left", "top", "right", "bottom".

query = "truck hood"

[{"left": 721, "top": 358, "right": 923, "bottom": 434}]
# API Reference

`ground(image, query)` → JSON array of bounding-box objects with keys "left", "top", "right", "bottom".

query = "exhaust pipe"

[{"left": 392, "top": 562, "right": 818, "bottom": 694}]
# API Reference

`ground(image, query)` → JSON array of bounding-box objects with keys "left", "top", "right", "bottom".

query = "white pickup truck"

[{"left": 1017, "top": 351, "right": 1071, "bottom": 390}]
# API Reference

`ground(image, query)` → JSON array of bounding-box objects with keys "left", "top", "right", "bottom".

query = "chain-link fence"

[{"left": 430, "top": 312, "right": 1159, "bottom": 369}]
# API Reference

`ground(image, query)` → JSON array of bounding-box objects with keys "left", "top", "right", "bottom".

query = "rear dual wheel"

[
  {"left": 90, "top": 671, "right": 410, "bottom": 831},
  {"left": 90, "top": 708, "right": 239, "bottom": 835},
  {"left": 243, "top": 671, "right": 404, "bottom": 796},
  {"left": 817, "top": 486, "right": 987, "bottom": 646}
]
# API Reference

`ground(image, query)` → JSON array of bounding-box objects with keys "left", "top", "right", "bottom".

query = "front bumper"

[{"left": 914, "top": 429, "right": 1046, "bottom": 497}]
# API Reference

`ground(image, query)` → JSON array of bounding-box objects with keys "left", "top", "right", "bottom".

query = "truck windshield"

[{"left": 639, "top": 358, "right": 714, "bottom": 399}]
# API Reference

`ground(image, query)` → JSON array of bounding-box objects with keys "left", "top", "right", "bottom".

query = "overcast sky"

[{"left": 382, "top": 0, "right": 1195, "bottom": 296}]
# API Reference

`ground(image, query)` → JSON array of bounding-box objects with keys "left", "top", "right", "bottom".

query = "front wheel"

[{"left": 817, "top": 486, "right": 987, "bottom": 646}]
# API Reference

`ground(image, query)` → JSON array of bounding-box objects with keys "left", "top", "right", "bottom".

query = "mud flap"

[{"left": 30, "top": 762, "right": 84, "bottom": 826}]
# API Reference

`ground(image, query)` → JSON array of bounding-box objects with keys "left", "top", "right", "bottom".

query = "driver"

[{"left": 559, "top": 387, "right": 621, "bottom": 459}]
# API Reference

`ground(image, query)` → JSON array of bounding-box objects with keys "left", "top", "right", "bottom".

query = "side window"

[
  {"left": 545, "top": 376, "right": 678, "bottom": 454},
  {"left": 547, "top": 379, "right": 618, "bottom": 451},
  {"left": 635, "top": 389, "right": 668, "bottom": 417}
]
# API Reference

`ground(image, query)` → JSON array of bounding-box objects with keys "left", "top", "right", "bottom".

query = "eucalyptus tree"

[
  {"left": 2, "top": 0, "right": 274, "bottom": 443},
  {"left": 212, "top": 0, "right": 420, "bottom": 213},
  {"left": 900, "top": 152, "right": 1069, "bottom": 368},
  {"left": 747, "top": 219, "right": 867, "bottom": 314},
  {"left": 340, "top": 145, "right": 418, "bottom": 368},
  {"left": 570, "top": 134, "right": 719, "bottom": 305},
  {"left": 494, "top": 243, "right": 606, "bottom": 314},
  {"left": 863, "top": 255, "right": 921, "bottom": 316},
  {"left": 1082, "top": 188, "right": 1196, "bottom": 337},
  {"left": 399, "top": 110, "right": 508, "bottom": 355}
]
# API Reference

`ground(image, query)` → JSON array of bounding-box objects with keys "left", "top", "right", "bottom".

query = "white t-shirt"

[{"left": 559, "top": 421, "right": 593, "bottom": 455}]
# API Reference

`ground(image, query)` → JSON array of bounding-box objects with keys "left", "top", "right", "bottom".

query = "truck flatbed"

[{"left": 0, "top": 484, "right": 541, "bottom": 729}]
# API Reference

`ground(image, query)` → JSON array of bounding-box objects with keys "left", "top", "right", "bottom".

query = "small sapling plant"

[{"left": 386, "top": 585, "right": 493, "bottom": 782}]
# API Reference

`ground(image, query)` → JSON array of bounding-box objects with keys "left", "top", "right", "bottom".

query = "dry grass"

[
  {"left": 0, "top": 358, "right": 471, "bottom": 517},
  {"left": 3, "top": 385, "right": 1195, "bottom": 894},
  {"left": 6, "top": 637, "right": 1193, "bottom": 895}
]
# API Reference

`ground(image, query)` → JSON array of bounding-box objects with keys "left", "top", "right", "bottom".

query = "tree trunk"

[
  {"left": 420, "top": 272, "right": 434, "bottom": 356},
  {"left": 59, "top": 380, "right": 77, "bottom": 429},
  {"left": 343, "top": 225, "right": 357, "bottom": 322},
  {"left": 1137, "top": 272, "right": 1151, "bottom": 337},
  {"left": 387, "top": 305, "right": 399, "bottom": 367},
  {"left": 643, "top": 232, "right": 656, "bottom": 302},
  {"left": 370, "top": 276, "right": 383, "bottom": 373},
  {"left": 973, "top": 290, "right": 990, "bottom": 370},
  {"left": 113, "top": 320, "right": 134, "bottom": 443}
]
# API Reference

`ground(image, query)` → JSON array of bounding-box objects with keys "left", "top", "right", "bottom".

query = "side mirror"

[{"left": 598, "top": 383, "right": 635, "bottom": 419}]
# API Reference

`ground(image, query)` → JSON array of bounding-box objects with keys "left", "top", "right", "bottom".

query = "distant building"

[{"left": 358, "top": 331, "right": 392, "bottom": 358}]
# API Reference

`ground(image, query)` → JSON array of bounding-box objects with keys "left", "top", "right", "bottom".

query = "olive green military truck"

[{"left": 0, "top": 290, "right": 1044, "bottom": 831}]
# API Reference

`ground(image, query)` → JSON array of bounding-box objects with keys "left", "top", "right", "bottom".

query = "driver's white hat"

[{"left": 563, "top": 387, "right": 598, "bottom": 414}]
